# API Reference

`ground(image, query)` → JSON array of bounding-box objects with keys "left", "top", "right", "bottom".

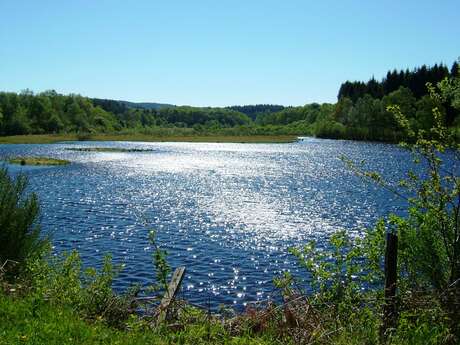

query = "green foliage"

[
  {"left": 82, "top": 255, "right": 138, "bottom": 328},
  {"left": 21, "top": 229, "right": 175, "bottom": 329},
  {"left": 0, "top": 168, "right": 48, "bottom": 279},
  {"left": 314, "top": 119, "right": 346, "bottom": 139},
  {"left": 0, "top": 292, "right": 279, "bottom": 345},
  {"left": 283, "top": 211, "right": 455, "bottom": 343},
  {"left": 26, "top": 250, "right": 138, "bottom": 328},
  {"left": 256, "top": 103, "right": 329, "bottom": 126},
  {"left": 338, "top": 62, "right": 453, "bottom": 101},
  {"left": 318, "top": 60, "right": 460, "bottom": 142},
  {"left": 384, "top": 81, "right": 460, "bottom": 295},
  {"left": 388, "top": 306, "right": 452, "bottom": 345},
  {"left": 0, "top": 90, "right": 312, "bottom": 138},
  {"left": 148, "top": 230, "right": 171, "bottom": 294},
  {"left": 284, "top": 227, "right": 385, "bottom": 308},
  {"left": 274, "top": 231, "right": 382, "bottom": 344},
  {"left": 227, "top": 104, "right": 285, "bottom": 120},
  {"left": 289, "top": 231, "right": 361, "bottom": 301},
  {"left": 282, "top": 71, "right": 460, "bottom": 343}
]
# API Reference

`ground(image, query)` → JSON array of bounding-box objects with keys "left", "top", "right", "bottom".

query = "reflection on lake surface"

[{"left": 0, "top": 138, "right": 409, "bottom": 308}]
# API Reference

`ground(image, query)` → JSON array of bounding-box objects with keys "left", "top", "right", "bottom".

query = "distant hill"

[
  {"left": 226, "top": 104, "right": 286, "bottom": 120},
  {"left": 119, "top": 100, "right": 175, "bottom": 110},
  {"left": 92, "top": 98, "right": 175, "bottom": 113}
]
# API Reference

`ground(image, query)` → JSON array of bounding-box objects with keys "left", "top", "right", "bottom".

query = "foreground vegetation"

[{"left": 0, "top": 292, "right": 280, "bottom": 345}]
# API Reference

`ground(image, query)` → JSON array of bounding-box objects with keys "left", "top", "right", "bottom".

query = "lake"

[{"left": 0, "top": 138, "right": 410, "bottom": 309}]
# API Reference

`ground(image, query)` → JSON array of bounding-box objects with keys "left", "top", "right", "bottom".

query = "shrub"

[
  {"left": 27, "top": 250, "right": 139, "bottom": 328},
  {"left": 0, "top": 167, "right": 48, "bottom": 279}
]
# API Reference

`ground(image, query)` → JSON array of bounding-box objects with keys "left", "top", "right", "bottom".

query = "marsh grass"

[
  {"left": 0, "top": 133, "right": 298, "bottom": 144},
  {"left": 7, "top": 157, "right": 70, "bottom": 166},
  {"left": 0, "top": 134, "right": 80, "bottom": 144}
]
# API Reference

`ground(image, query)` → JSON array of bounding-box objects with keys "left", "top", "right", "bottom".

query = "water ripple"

[{"left": 0, "top": 138, "right": 410, "bottom": 309}]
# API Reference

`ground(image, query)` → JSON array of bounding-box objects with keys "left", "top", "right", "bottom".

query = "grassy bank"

[
  {"left": 0, "top": 134, "right": 80, "bottom": 144},
  {"left": 0, "top": 134, "right": 298, "bottom": 144},
  {"left": 0, "top": 293, "right": 277, "bottom": 345}
]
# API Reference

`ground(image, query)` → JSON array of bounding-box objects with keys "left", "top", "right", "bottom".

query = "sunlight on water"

[{"left": 0, "top": 138, "right": 409, "bottom": 308}]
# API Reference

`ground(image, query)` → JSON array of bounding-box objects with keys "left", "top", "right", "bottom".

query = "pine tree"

[{"left": 451, "top": 61, "right": 459, "bottom": 77}]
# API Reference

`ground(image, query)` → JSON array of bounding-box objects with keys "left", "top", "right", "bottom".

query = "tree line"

[
  {"left": 0, "top": 90, "right": 120, "bottom": 135},
  {"left": 253, "top": 60, "right": 460, "bottom": 142},
  {"left": 0, "top": 60, "right": 458, "bottom": 141},
  {"left": 324, "top": 61, "right": 460, "bottom": 141},
  {"left": 0, "top": 91, "right": 253, "bottom": 136},
  {"left": 338, "top": 62, "right": 458, "bottom": 102},
  {"left": 226, "top": 104, "right": 286, "bottom": 120}
]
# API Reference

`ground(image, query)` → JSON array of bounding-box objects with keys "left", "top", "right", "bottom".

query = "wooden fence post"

[
  {"left": 157, "top": 266, "right": 186, "bottom": 324},
  {"left": 381, "top": 232, "right": 398, "bottom": 340}
]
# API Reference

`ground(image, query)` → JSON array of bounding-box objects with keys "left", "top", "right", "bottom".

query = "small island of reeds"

[
  {"left": 66, "top": 147, "right": 155, "bottom": 153},
  {"left": 7, "top": 157, "right": 70, "bottom": 166}
]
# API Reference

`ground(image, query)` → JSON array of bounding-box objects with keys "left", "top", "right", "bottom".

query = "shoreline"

[{"left": 0, "top": 134, "right": 299, "bottom": 144}]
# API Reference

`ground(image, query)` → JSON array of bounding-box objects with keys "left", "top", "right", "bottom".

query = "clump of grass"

[
  {"left": 66, "top": 147, "right": 155, "bottom": 153},
  {"left": 7, "top": 157, "right": 70, "bottom": 166}
]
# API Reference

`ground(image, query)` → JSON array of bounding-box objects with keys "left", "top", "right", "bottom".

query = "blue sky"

[{"left": 1, "top": 0, "right": 459, "bottom": 106}]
